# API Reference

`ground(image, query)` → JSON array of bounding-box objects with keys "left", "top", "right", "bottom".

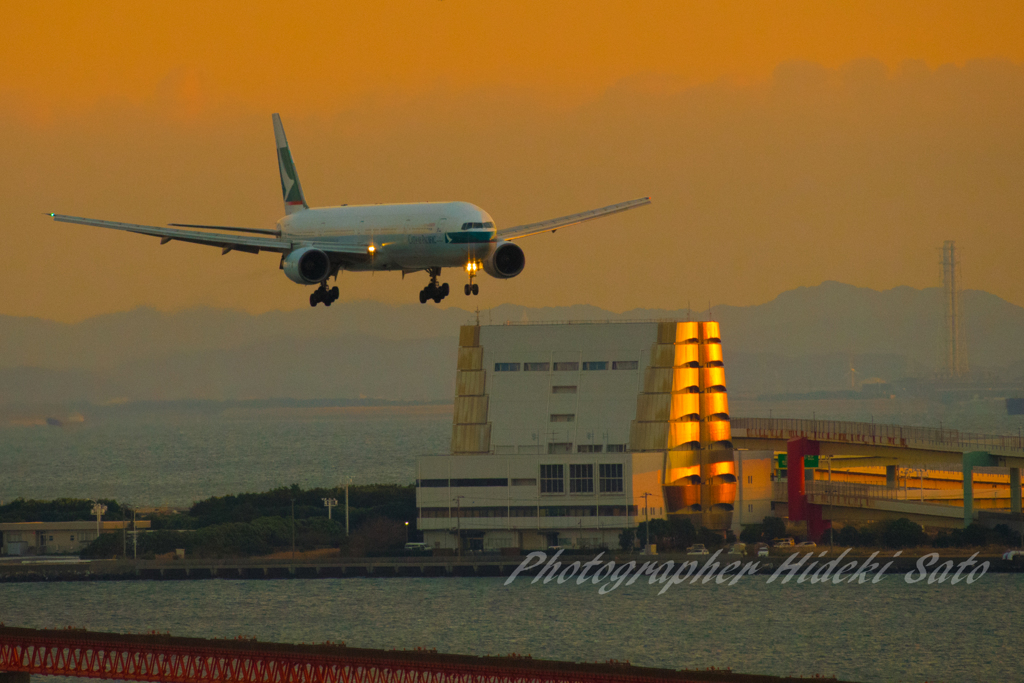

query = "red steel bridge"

[{"left": 0, "top": 627, "right": 844, "bottom": 683}]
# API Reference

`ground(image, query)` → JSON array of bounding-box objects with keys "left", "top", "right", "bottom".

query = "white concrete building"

[
  {"left": 417, "top": 321, "right": 774, "bottom": 551},
  {"left": 0, "top": 520, "right": 151, "bottom": 555}
]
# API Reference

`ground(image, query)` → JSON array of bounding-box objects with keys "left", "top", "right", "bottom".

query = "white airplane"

[{"left": 51, "top": 114, "right": 651, "bottom": 307}]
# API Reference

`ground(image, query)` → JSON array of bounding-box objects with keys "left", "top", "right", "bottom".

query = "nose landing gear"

[
  {"left": 465, "top": 262, "right": 480, "bottom": 295},
  {"left": 310, "top": 281, "right": 340, "bottom": 307},
  {"left": 419, "top": 268, "right": 449, "bottom": 304}
]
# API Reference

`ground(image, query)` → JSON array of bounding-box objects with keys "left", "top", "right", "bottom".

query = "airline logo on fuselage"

[{"left": 445, "top": 231, "right": 496, "bottom": 244}]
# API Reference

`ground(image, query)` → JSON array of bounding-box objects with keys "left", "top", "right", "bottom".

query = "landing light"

[{"left": 368, "top": 245, "right": 376, "bottom": 253}]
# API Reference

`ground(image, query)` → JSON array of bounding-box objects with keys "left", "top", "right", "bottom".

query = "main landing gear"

[
  {"left": 310, "top": 281, "right": 340, "bottom": 307},
  {"left": 419, "top": 268, "right": 449, "bottom": 304}
]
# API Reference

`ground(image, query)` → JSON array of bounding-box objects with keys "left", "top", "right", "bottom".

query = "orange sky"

[{"left": 3, "top": 1, "right": 1024, "bottom": 321}]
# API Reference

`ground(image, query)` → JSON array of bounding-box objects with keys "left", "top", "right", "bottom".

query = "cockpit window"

[{"left": 461, "top": 221, "right": 495, "bottom": 230}]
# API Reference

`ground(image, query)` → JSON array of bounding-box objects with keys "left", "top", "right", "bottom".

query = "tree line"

[{"left": 12, "top": 484, "right": 419, "bottom": 560}]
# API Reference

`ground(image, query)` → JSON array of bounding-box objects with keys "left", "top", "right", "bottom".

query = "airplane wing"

[
  {"left": 49, "top": 214, "right": 372, "bottom": 257},
  {"left": 496, "top": 197, "right": 651, "bottom": 241}
]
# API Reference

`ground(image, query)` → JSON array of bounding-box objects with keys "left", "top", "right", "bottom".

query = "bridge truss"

[{"left": 0, "top": 626, "right": 820, "bottom": 683}]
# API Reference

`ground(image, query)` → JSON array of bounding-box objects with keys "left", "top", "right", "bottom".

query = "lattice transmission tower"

[{"left": 941, "top": 240, "right": 968, "bottom": 379}]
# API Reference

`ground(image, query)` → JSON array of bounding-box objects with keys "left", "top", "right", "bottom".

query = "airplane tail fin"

[{"left": 272, "top": 113, "right": 308, "bottom": 215}]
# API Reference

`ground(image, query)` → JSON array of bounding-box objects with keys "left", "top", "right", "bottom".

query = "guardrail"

[
  {"left": 733, "top": 417, "right": 1024, "bottom": 454},
  {"left": 773, "top": 480, "right": 962, "bottom": 504}
]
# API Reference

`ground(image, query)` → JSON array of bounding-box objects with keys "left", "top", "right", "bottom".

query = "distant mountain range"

[{"left": 1, "top": 281, "right": 1022, "bottom": 407}]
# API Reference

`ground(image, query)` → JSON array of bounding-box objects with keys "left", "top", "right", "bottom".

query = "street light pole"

[
  {"left": 453, "top": 495, "right": 464, "bottom": 557},
  {"left": 345, "top": 480, "right": 351, "bottom": 536},
  {"left": 827, "top": 455, "right": 833, "bottom": 553},
  {"left": 322, "top": 497, "right": 337, "bottom": 520},
  {"left": 290, "top": 499, "right": 296, "bottom": 560},
  {"left": 90, "top": 501, "right": 107, "bottom": 542},
  {"left": 641, "top": 492, "right": 652, "bottom": 553},
  {"left": 404, "top": 521, "right": 410, "bottom": 543}
]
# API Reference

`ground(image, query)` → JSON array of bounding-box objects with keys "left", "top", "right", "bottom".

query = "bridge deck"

[
  {"left": 732, "top": 417, "right": 1024, "bottom": 465},
  {"left": 0, "top": 627, "right": 851, "bottom": 683}
]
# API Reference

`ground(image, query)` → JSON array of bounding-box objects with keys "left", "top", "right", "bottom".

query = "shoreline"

[{"left": 2, "top": 551, "right": 1021, "bottom": 583}]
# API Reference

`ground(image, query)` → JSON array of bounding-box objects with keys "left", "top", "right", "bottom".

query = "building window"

[
  {"left": 550, "top": 414, "right": 575, "bottom": 422},
  {"left": 748, "top": 504, "right": 753, "bottom": 512},
  {"left": 553, "top": 362, "right": 579, "bottom": 371},
  {"left": 540, "top": 465, "right": 564, "bottom": 493},
  {"left": 547, "top": 443, "right": 573, "bottom": 454},
  {"left": 418, "top": 479, "right": 449, "bottom": 487},
  {"left": 552, "top": 385, "right": 577, "bottom": 394},
  {"left": 582, "top": 361, "right": 607, "bottom": 371},
  {"left": 512, "top": 478, "right": 537, "bottom": 486},
  {"left": 69, "top": 535, "right": 75, "bottom": 542},
  {"left": 612, "top": 360, "right": 638, "bottom": 370},
  {"left": 577, "top": 444, "right": 602, "bottom": 453},
  {"left": 606, "top": 444, "right": 627, "bottom": 453},
  {"left": 524, "top": 362, "right": 550, "bottom": 371},
  {"left": 450, "top": 478, "right": 509, "bottom": 487},
  {"left": 494, "top": 363, "right": 520, "bottom": 372},
  {"left": 569, "top": 464, "right": 594, "bottom": 493},
  {"left": 747, "top": 475, "right": 753, "bottom": 484},
  {"left": 599, "top": 463, "right": 624, "bottom": 492}
]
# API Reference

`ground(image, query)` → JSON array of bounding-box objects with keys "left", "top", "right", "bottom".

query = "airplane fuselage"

[
  {"left": 279, "top": 201, "right": 498, "bottom": 271},
  {"left": 50, "top": 113, "right": 650, "bottom": 308}
]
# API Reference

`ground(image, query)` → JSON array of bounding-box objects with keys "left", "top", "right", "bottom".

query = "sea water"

[{"left": 0, "top": 574, "right": 1020, "bottom": 683}]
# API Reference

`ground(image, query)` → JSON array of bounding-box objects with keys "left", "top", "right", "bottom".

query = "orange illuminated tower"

[{"left": 631, "top": 321, "right": 734, "bottom": 529}]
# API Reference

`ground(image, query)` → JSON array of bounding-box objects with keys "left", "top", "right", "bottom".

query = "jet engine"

[
  {"left": 283, "top": 247, "right": 331, "bottom": 284},
  {"left": 482, "top": 241, "right": 525, "bottom": 279}
]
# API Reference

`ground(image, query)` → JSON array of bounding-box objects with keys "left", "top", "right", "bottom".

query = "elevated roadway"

[
  {"left": 732, "top": 417, "right": 1024, "bottom": 468},
  {"left": 731, "top": 417, "right": 1023, "bottom": 532}
]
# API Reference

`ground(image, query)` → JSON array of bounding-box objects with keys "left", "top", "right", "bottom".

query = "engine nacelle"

[
  {"left": 483, "top": 240, "right": 525, "bottom": 279},
  {"left": 283, "top": 247, "right": 331, "bottom": 285}
]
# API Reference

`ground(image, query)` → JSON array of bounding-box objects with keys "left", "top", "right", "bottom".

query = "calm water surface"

[
  {"left": 0, "top": 574, "right": 1020, "bottom": 683},
  {"left": 2, "top": 399, "right": 1022, "bottom": 506},
  {"left": 0, "top": 407, "right": 451, "bottom": 506}
]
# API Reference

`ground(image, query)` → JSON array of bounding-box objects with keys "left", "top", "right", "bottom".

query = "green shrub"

[
  {"left": 739, "top": 524, "right": 762, "bottom": 544},
  {"left": 761, "top": 516, "right": 786, "bottom": 541},
  {"left": 835, "top": 525, "right": 860, "bottom": 546},
  {"left": 880, "top": 518, "right": 928, "bottom": 549}
]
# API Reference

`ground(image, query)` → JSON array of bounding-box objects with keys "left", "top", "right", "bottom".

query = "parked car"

[
  {"left": 728, "top": 543, "right": 746, "bottom": 555},
  {"left": 686, "top": 544, "right": 710, "bottom": 555},
  {"left": 757, "top": 545, "right": 770, "bottom": 557},
  {"left": 772, "top": 537, "right": 796, "bottom": 548},
  {"left": 404, "top": 542, "right": 429, "bottom": 551},
  {"left": 795, "top": 541, "right": 817, "bottom": 549}
]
